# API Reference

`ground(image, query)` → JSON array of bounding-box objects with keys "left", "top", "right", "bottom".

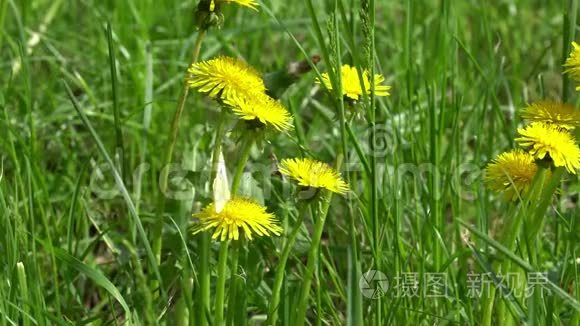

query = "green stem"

[
  {"left": 528, "top": 167, "right": 565, "bottom": 241},
  {"left": 562, "top": 0, "right": 578, "bottom": 103},
  {"left": 234, "top": 242, "right": 249, "bottom": 326},
  {"left": 268, "top": 206, "right": 308, "bottom": 325},
  {"left": 295, "top": 191, "right": 334, "bottom": 324},
  {"left": 155, "top": 28, "right": 208, "bottom": 320},
  {"left": 332, "top": 7, "right": 363, "bottom": 324},
  {"left": 366, "top": 0, "right": 382, "bottom": 323},
  {"left": 482, "top": 171, "right": 542, "bottom": 325},
  {"left": 231, "top": 137, "right": 254, "bottom": 195},
  {"left": 155, "top": 28, "right": 207, "bottom": 263},
  {"left": 17, "top": 262, "right": 30, "bottom": 326},
  {"left": 213, "top": 135, "right": 254, "bottom": 325},
  {"left": 226, "top": 240, "right": 242, "bottom": 326},
  {"left": 161, "top": 29, "right": 207, "bottom": 188},
  {"left": 483, "top": 166, "right": 560, "bottom": 325},
  {"left": 198, "top": 110, "right": 228, "bottom": 326},
  {"left": 214, "top": 240, "right": 230, "bottom": 326},
  {"left": 500, "top": 167, "right": 563, "bottom": 323},
  {"left": 197, "top": 233, "right": 211, "bottom": 326},
  {"left": 315, "top": 246, "right": 322, "bottom": 326}
]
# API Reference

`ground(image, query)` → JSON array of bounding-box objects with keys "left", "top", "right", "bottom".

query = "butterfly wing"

[{"left": 213, "top": 151, "right": 231, "bottom": 213}]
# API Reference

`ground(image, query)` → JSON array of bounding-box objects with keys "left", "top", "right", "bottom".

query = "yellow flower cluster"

[
  {"left": 188, "top": 56, "right": 293, "bottom": 132},
  {"left": 188, "top": 56, "right": 288, "bottom": 240},
  {"left": 187, "top": 57, "right": 372, "bottom": 240},
  {"left": 182, "top": 7, "right": 388, "bottom": 326},
  {"left": 486, "top": 101, "right": 580, "bottom": 200},
  {"left": 188, "top": 45, "right": 394, "bottom": 240},
  {"left": 194, "top": 156, "right": 349, "bottom": 241},
  {"left": 516, "top": 122, "right": 580, "bottom": 173}
]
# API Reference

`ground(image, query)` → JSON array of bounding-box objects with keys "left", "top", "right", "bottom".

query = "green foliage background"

[{"left": 0, "top": 0, "right": 578, "bottom": 324}]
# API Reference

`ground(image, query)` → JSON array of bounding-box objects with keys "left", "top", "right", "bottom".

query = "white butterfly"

[{"left": 213, "top": 151, "right": 231, "bottom": 213}]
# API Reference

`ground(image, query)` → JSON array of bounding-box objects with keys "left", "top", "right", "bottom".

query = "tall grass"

[{"left": 0, "top": 0, "right": 579, "bottom": 325}]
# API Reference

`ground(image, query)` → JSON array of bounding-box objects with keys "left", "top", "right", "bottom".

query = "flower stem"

[
  {"left": 16, "top": 262, "right": 30, "bottom": 326},
  {"left": 268, "top": 205, "right": 308, "bottom": 325},
  {"left": 197, "top": 110, "right": 228, "bottom": 326},
  {"left": 231, "top": 136, "right": 254, "bottom": 194},
  {"left": 226, "top": 239, "right": 243, "bottom": 325},
  {"left": 214, "top": 135, "right": 254, "bottom": 325},
  {"left": 482, "top": 166, "right": 557, "bottom": 325},
  {"left": 155, "top": 28, "right": 207, "bottom": 264},
  {"left": 500, "top": 167, "right": 563, "bottom": 323},
  {"left": 159, "top": 29, "right": 207, "bottom": 197},
  {"left": 214, "top": 239, "right": 230, "bottom": 326},
  {"left": 294, "top": 191, "right": 334, "bottom": 324},
  {"left": 197, "top": 233, "right": 210, "bottom": 326},
  {"left": 562, "top": 0, "right": 578, "bottom": 103},
  {"left": 528, "top": 167, "right": 564, "bottom": 241}
]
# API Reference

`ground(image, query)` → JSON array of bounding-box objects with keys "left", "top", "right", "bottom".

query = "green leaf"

[{"left": 44, "top": 243, "right": 132, "bottom": 321}]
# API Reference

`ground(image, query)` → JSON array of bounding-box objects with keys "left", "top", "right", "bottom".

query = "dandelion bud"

[{"left": 195, "top": 1, "right": 224, "bottom": 30}]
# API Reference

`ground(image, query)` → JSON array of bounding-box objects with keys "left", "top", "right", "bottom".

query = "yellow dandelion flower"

[
  {"left": 217, "top": 0, "right": 258, "bottom": 10},
  {"left": 516, "top": 122, "right": 580, "bottom": 174},
  {"left": 187, "top": 56, "right": 266, "bottom": 101},
  {"left": 278, "top": 158, "right": 349, "bottom": 194},
  {"left": 520, "top": 101, "right": 580, "bottom": 130},
  {"left": 193, "top": 198, "right": 282, "bottom": 241},
  {"left": 564, "top": 41, "right": 580, "bottom": 90},
  {"left": 485, "top": 150, "right": 540, "bottom": 201},
  {"left": 224, "top": 92, "right": 293, "bottom": 131},
  {"left": 316, "top": 64, "right": 391, "bottom": 100}
]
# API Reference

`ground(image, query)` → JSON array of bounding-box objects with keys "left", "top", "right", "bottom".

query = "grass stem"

[
  {"left": 198, "top": 109, "right": 228, "bottom": 326},
  {"left": 214, "top": 239, "right": 230, "bottom": 326},
  {"left": 294, "top": 191, "right": 334, "bottom": 324},
  {"left": 155, "top": 28, "right": 208, "bottom": 264},
  {"left": 268, "top": 205, "right": 308, "bottom": 325}
]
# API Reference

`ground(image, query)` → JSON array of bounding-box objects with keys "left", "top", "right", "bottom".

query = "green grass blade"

[
  {"left": 461, "top": 221, "right": 580, "bottom": 312},
  {"left": 63, "top": 80, "right": 167, "bottom": 301},
  {"left": 106, "top": 23, "right": 126, "bottom": 183},
  {"left": 47, "top": 244, "right": 132, "bottom": 320}
]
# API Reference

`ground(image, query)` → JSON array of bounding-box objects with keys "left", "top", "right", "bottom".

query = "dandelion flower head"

[
  {"left": 520, "top": 101, "right": 580, "bottom": 130},
  {"left": 224, "top": 92, "right": 293, "bottom": 132},
  {"left": 316, "top": 64, "right": 391, "bottom": 100},
  {"left": 193, "top": 198, "right": 282, "bottom": 241},
  {"left": 564, "top": 41, "right": 580, "bottom": 90},
  {"left": 278, "top": 158, "right": 349, "bottom": 194},
  {"left": 214, "top": 0, "right": 258, "bottom": 10},
  {"left": 516, "top": 122, "right": 580, "bottom": 174},
  {"left": 485, "top": 149, "right": 540, "bottom": 201},
  {"left": 188, "top": 56, "right": 265, "bottom": 101}
]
